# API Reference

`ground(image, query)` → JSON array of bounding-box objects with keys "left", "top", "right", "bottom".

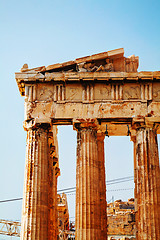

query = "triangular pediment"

[{"left": 21, "top": 48, "right": 139, "bottom": 73}]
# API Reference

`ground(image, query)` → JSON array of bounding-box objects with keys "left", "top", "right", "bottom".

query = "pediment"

[{"left": 21, "top": 48, "right": 139, "bottom": 73}]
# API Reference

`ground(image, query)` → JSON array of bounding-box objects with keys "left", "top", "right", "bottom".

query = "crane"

[{"left": 0, "top": 219, "right": 20, "bottom": 237}]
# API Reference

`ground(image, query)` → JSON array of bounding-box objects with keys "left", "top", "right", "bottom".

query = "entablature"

[
  {"left": 16, "top": 71, "right": 160, "bottom": 97},
  {"left": 15, "top": 48, "right": 160, "bottom": 136}
]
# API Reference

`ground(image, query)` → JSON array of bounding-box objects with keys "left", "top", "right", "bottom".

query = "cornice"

[{"left": 15, "top": 71, "right": 160, "bottom": 96}]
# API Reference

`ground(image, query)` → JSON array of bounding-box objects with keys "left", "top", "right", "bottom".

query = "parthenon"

[{"left": 15, "top": 48, "right": 160, "bottom": 240}]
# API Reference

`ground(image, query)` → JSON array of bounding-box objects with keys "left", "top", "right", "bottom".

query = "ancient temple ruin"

[{"left": 15, "top": 48, "right": 160, "bottom": 240}]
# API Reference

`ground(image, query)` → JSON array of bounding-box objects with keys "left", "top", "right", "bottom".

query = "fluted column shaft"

[
  {"left": 20, "top": 123, "right": 58, "bottom": 240},
  {"left": 75, "top": 123, "right": 101, "bottom": 240},
  {"left": 97, "top": 133, "right": 107, "bottom": 240},
  {"left": 135, "top": 125, "right": 160, "bottom": 240}
]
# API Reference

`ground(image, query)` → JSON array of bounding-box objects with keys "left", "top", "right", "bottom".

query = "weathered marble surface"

[{"left": 16, "top": 48, "right": 160, "bottom": 240}]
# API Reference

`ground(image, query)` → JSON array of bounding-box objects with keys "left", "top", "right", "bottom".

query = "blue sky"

[{"left": 0, "top": 0, "right": 160, "bottom": 238}]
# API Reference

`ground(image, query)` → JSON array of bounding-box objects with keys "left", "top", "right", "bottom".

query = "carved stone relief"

[
  {"left": 153, "top": 83, "right": 160, "bottom": 101},
  {"left": 77, "top": 60, "right": 114, "bottom": 73},
  {"left": 37, "top": 83, "right": 54, "bottom": 101},
  {"left": 66, "top": 83, "right": 83, "bottom": 101},
  {"left": 123, "top": 84, "right": 141, "bottom": 100},
  {"left": 94, "top": 83, "right": 111, "bottom": 100}
]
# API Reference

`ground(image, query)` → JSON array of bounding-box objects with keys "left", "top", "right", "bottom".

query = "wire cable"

[
  {"left": 0, "top": 198, "right": 23, "bottom": 203},
  {"left": 57, "top": 176, "right": 134, "bottom": 192},
  {"left": 0, "top": 176, "right": 134, "bottom": 203}
]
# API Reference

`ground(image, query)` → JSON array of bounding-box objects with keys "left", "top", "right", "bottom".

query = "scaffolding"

[{"left": 0, "top": 219, "right": 21, "bottom": 237}]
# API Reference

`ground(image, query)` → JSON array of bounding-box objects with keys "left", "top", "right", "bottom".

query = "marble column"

[
  {"left": 134, "top": 122, "right": 160, "bottom": 240},
  {"left": 97, "top": 132, "right": 107, "bottom": 240},
  {"left": 20, "top": 122, "right": 58, "bottom": 240},
  {"left": 75, "top": 121, "right": 101, "bottom": 240}
]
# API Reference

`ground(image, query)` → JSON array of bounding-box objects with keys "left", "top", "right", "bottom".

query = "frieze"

[
  {"left": 94, "top": 83, "right": 111, "bottom": 100},
  {"left": 123, "top": 84, "right": 141, "bottom": 100},
  {"left": 153, "top": 83, "right": 160, "bottom": 101},
  {"left": 37, "top": 83, "right": 54, "bottom": 102},
  {"left": 66, "top": 83, "right": 83, "bottom": 101},
  {"left": 24, "top": 82, "right": 160, "bottom": 103}
]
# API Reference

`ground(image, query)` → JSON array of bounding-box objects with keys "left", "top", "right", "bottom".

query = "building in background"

[
  {"left": 107, "top": 198, "right": 136, "bottom": 240},
  {"left": 0, "top": 197, "right": 137, "bottom": 240},
  {"left": 57, "top": 193, "right": 69, "bottom": 231},
  {"left": 57, "top": 193, "right": 75, "bottom": 239}
]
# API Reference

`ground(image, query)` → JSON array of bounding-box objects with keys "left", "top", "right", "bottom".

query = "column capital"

[
  {"left": 23, "top": 119, "right": 52, "bottom": 131},
  {"left": 73, "top": 118, "right": 99, "bottom": 131},
  {"left": 132, "top": 117, "right": 160, "bottom": 131}
]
